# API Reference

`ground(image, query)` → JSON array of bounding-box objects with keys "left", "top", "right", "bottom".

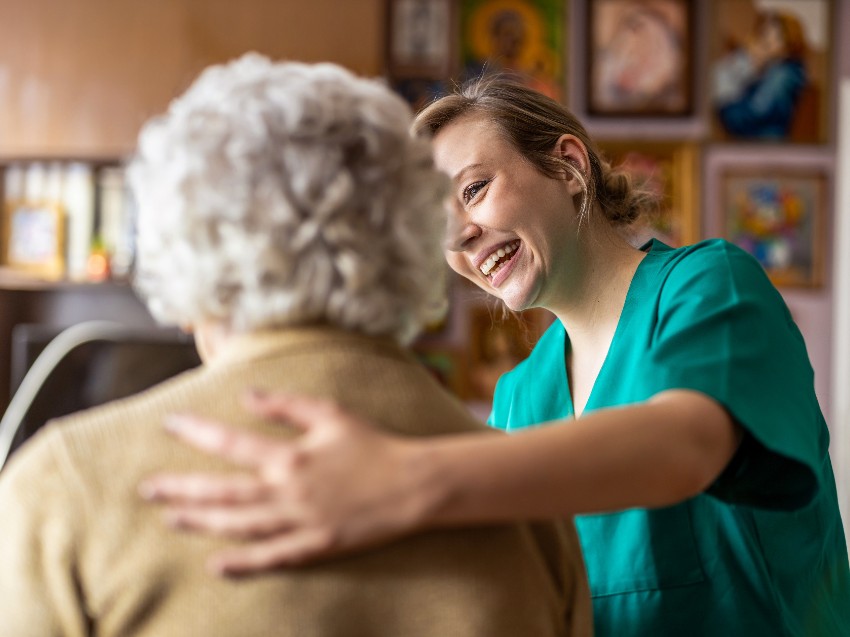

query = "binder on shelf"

[{"left": 62, "top": 162, "right": 95, "bottom": 282}]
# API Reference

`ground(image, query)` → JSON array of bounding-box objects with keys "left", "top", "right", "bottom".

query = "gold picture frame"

[
  {"left": 596, "top": 140, "right": 700, "bottom": 248},
  {"left": 3, "top": 201, "right": 65, "bottom": 279},
  {"left": 465, "top": 305, "right": 552, "bottom": 402}
]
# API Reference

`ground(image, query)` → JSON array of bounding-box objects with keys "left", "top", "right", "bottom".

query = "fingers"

[
  {"left": 160, "top": 393, "right": 354, "bottom": 469},
  {"left": 139, "top": 473, "right": 269, "bottom": 505},
  {"left": 207, "top": 529, "right": 340, "bottom": 575},
  {"left": 242, "top": 390, "right": 350, "bottom": 433},
  {"left": 164, "top": 414, "right": 287, "bottom": 468},
  {"left": 164, "top": 503, "right": 295, "bottom": 540}
]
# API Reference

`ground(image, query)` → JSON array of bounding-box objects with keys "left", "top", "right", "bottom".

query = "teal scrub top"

[{"left": 489, "top": 239, "right": 850, "bottom": 637}]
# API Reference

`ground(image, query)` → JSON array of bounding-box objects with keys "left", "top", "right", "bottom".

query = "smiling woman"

[
  {"left": 420, "top": 82, "right": 656, "bottom": 322},
  {"left": 142, "top": 76, "right": 850, "bottom": 637}
]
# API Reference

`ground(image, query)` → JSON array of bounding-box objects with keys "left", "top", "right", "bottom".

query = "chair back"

[{"left": 0, "top": 321, "right": 200, "bottom": 470}]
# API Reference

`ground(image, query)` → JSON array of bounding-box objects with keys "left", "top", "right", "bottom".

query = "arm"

[
  {"left": 425, "top": 389, "right": 741, "bottom": 524},
  {"left": 141, "top": 388, "right": 740, "bottom": 573}
]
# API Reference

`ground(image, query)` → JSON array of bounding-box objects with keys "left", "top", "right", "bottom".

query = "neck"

[
  {"left": 193, "top": 321, "right": 233, "bottom": 364},
  {"left": 549, "top": 219, "right": 646, "bottom": 352}
]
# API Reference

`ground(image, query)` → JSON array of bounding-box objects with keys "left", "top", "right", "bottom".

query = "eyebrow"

[{"left": 451, "top": 163, "right": 485, "bottom": 184}]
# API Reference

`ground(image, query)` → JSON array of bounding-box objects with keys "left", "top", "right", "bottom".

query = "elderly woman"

[{"left": 0, "top": 55, "right": 591, "bottom": 636}]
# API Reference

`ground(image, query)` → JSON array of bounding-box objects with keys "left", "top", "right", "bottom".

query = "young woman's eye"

[{"left": 462, "top": 180, "right": 489, "bottom": 205}]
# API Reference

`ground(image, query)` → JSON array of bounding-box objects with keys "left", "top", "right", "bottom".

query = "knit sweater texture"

[{"left": 0, "top": 326, "right": 592, "bottom": 637}]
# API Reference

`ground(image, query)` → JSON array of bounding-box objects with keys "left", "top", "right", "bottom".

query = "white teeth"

[{"left": 479, "top": 241, "right": 520, "bottom": 275}]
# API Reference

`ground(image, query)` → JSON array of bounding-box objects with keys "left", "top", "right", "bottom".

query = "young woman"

[{"left": 142, "top": 78, "right": 850, "bottom": 636}]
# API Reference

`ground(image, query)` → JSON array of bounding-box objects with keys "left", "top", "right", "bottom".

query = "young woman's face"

[{"left": 432, "top": 113, "right": 584, "bottom": 312}]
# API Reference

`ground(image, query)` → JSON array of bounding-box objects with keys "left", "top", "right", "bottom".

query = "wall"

[
  {"left": 0, "top": 0, "right": 384, "bottom": 157},
  {"left": 832, "top": 0, "right": 850, "bottom": 550},
  {"left": 0, "top": 0, "right": 384, "bottom": 411}
]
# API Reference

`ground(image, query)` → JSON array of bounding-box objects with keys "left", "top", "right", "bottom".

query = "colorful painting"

[
  {"left": 721, "top": 171, "right": 826, "bottom": 287},
  {"left": 598, "top": 141, "right": 699, "bottom": 247},
  {"left": 709, "top": 0, "right": 831, "bottom": 142},
  {"left": 460, "top": 0, "right": 565, "bottom": 100},
  {"left": 587, "top": 0, "right": 694, "bottom": 116}
]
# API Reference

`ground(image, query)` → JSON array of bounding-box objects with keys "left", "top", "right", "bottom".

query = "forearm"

[
  {"left": 139, "top": 390, "right": 741, "bottom": 570},
  {"left": 417, "top": 390, "right": 741, "bottom": 526}
]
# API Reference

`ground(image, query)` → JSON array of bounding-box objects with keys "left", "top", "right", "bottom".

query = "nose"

[{"left": 445, "top": 209, "right": 482, "bottom": 252}]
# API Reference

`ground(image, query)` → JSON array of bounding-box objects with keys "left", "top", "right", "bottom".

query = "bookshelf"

[{"left": 0, "top": 159, "right": 147, "bottom": 414}]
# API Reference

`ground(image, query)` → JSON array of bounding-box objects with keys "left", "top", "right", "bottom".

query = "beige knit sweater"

[{"left": 0, "top": 327, "right": 592, "bottom": 637}]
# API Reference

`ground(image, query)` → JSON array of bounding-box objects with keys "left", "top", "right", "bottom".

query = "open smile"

[{"left": 479, "top": 240, "right": 521, "bottom": 276}]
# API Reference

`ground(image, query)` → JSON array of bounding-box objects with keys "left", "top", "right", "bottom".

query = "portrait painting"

[
  {"left": 586, "top": 0, "right": 694, "bottom": 116},
  {"left": 598, "top": 141, "right": 699, "bottom": 247},
  {"left": 720, "top": 169, "right": 826, "bottom": 287},
  {"left": 709, "top": 0, "right": 831, "bottom": 142},
  {"left": 460, "top": 0, "right": 566, "bottom": 101}
]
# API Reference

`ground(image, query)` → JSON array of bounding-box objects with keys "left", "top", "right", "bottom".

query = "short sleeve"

[
  {"left": 644, "top": 242, "right": 824, "bottom": 510},
  {"left": 0, "top": 429, "right": 90, "bottom": 637}
]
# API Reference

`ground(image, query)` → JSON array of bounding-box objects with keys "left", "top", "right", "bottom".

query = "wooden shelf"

[{"left": 0, "top": 267, "right": 131, "bottom": 292}]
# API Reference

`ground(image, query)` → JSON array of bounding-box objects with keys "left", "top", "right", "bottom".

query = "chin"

[{"left": 498, "top": 290, "right": 535, "bottom": 313}]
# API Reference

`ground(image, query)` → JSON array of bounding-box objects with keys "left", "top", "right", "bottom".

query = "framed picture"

[
  {"left": 3, "top": 201, "right": 65, "bottom": 279},
  {"left": 708, "top": 0, "right": 832, "bottom": 143},
  {"left": 718, "top": 168, "right": 827, "bottom": 287},
  {"left": 465, "top": 305, "right": 551, "bottom": 402},
  {"left": 586, "top": 0, "right": 694, "bottom": 116},
  {"left": 460, "top": 0, "right": 566, "bottom": 101},
  {"left": 597, "top": 140, "right": 700, "bottom": 247},
  {"left": 387, "top": 0, "right": 454, "bottom": 79}
]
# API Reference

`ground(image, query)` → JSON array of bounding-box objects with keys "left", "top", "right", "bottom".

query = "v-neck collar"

[{"left": 559, "top": 239, "right": 668, "bottom": 418}]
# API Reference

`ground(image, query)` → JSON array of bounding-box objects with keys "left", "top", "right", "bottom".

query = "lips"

[{"left": 478, "top": 240, "right": 521, "bottom": 276}]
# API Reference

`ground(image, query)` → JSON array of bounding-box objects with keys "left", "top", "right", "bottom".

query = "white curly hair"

[{"left": 129, "top": 54, "right": 449, "bottom": 344}]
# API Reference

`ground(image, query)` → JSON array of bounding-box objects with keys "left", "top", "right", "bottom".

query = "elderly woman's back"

[{"left": 0, "top": 55, "right": 591, "bottom": 636}]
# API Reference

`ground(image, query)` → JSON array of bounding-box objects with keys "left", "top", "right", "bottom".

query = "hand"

[{"left": 139, "top": 391, "right": 435, "bottom": 575}]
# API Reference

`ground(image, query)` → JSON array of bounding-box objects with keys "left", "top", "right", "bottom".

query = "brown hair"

[
  {"left": 413, "top": 76, "right": 658, "bottom": 226},
  {"left": 757, "top": 11, "right": 807, "bottom": 61}
]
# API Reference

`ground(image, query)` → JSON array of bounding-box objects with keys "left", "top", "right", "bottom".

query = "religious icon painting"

[
  {"left": 709, "top": 0, "right": 832, "bottom": 143},
  {"left": 460, "top": 0, "right": 567, "bottom": 102},
  {"left": 586, "top": 0, "right": 695, "bottom": 116}
]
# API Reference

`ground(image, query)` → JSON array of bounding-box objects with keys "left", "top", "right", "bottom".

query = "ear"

[{"left": 552, "top": 134, "right": 590, "bottom": 196}]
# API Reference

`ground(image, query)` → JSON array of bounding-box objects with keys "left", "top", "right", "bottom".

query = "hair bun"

[{"left": 596, "top": 160, "right": 659, "bottom": 225}]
